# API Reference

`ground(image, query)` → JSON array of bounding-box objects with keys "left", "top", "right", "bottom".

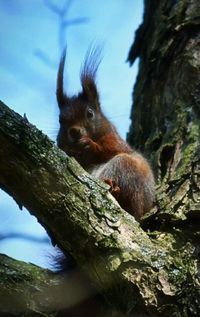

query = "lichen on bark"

[{"left": 0, "top": 98, "right": 200, "bottom": 316}]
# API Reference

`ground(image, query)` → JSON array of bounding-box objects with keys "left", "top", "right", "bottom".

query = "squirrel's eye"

[{"left": 86, "top": 107, "right": 95, "bottom": 119}]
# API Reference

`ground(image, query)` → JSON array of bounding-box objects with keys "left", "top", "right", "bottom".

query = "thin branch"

[
  {"left": 36, "top": 0, "right": 89, "bottom": 67},
  {"left": 62, "top": 17, "right": 90, "bottom": 27},
  {"left": 44, "top": 0, "right": 62, "bottom": 15},
  {"left": 0, "top": 232, "right": 49, "bottom": 244},
  {"left": 34, "top": 50, "right": 57, "bottom": 68}
]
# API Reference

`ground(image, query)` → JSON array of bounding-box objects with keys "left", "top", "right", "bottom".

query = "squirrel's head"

[{"left": 56, "top": 46, "right": 110, "bottom": 155}]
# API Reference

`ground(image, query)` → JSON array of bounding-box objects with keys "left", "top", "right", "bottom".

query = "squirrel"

[
  {"left": 56, "top": 46, "right": 155, "bottom": 221},
  {"left": 55, "top": 47, "right": 155, "bottom": 316}
]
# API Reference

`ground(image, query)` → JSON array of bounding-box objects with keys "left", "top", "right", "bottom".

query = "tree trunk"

[
  {"left": 0, "top": 0, "right": 200, "bottom": 316},
  {"left": 128, "top": 0, "right": 200, "bottom": 224}
]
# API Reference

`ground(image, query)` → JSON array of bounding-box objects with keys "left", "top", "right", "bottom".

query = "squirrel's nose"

[{"left": 68, "top": 127, "right": 82, "bottom": 141}]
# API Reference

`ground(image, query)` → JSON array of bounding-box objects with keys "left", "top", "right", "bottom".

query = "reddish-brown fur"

[
  {"left": 55, "top": 47, "right": 155, "bottom": 316},
  {"left": 56, "top": 47, "right": 155, "bottom": 220}
]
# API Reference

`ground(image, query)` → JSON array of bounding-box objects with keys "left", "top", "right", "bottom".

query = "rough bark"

[
  {"left": 126, "top": 0, "right": 200, "bottom": 313},
  {"left": 0, "top": 94, "right": 199, "bottom": 317},
  {"left": 0, "top": 253, "right": 103, "bottom": 317},
  {"left": 128, "top": 0, "right": 200, "bottom": 223}
]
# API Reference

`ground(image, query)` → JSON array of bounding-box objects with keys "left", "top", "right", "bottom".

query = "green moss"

[
  {"left": 107, "top": 255, "right": 122, "bottom": 271},
  {"left": 175, "top": 122, "right": 199, "bottom": 178}
]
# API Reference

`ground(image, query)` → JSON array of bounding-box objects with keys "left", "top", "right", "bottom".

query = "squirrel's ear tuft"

[
  {"left": 57, "top": 47, "right": 68, "bottom": 109},
  {"left": 80, "top": 45, "right": 102, "bottom": 106}
]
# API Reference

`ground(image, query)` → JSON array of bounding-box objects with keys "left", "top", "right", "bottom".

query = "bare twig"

[
  {"left": 0, "top": 232, "right": 49, "bottom": 244},
  {"left": 35, "top": 0, "right": 89, "bottom": 67}
]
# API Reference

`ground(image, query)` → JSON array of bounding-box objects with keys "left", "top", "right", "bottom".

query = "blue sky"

[{"left": 0, "top": 0, "right": 143, "bottom": 267}]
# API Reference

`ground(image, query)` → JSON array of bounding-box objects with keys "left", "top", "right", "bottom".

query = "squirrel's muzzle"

[{"left": 68, "top": 126, "right": 86, "bottom": 142}]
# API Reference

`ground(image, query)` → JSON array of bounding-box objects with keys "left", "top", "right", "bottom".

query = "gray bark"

[
  {"left": 128, "top": 0, "right": 200, "bottom": 225},
  {"left": 0, "top": 97, "right": 199, "bottom": 317}
]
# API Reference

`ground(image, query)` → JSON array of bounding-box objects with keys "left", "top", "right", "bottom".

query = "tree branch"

[
  {"left": 0, "top": 253, "right": 98, "bottom": 316},
  {"left": 0, "top": 100, "right": 199, "bottom": 316}
]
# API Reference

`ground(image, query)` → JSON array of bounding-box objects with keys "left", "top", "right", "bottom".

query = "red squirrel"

[{"left": 56, "top": 47, "right": 155, "bottom": 220}]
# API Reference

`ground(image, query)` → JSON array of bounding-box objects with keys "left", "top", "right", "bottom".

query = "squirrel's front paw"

[
  {"left": 103, "top": 178, "right": 120, "bottom": 199},
  {"left": 79, "top": 136, "right": 94, "bottom": 150}
]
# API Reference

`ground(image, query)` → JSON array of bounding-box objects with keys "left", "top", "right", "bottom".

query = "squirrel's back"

[{"left": 90, "top": 152, "right": 155, "bottom": 220}]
